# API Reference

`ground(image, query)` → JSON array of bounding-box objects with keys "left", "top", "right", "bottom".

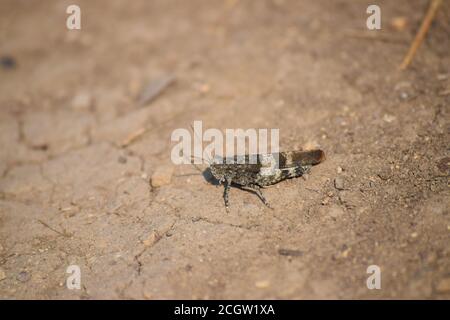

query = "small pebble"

[
  {"left": 17, "top": 271, "right": 30, "bottom": 283},
  {"left": 142, "top": 231, "right": 160, "bottom": 247},
  {"left": 383, "top": 114, "right": 396, "bottom": 123},
  {"left": 341, "top": 247, "right": 351, "bottom": 258},
  {"left": 151, "top": 165, "right": 174, "bottom": 188},
  {"left": 117, "top": 155, "right": 127, "bottom": 164},
  {"left": 436, "top": 157, "right": 450, "bottom": 173},
  {"left": 390, "top": 17, "right": 408, "bottom": 31},
  {"left": 399, "top": 92, "right": 409, "bottom": 100},
  {"left": 0, "top": 268, "right": 6, "bottom": 281},
  {"left": 334, "top": 177, "right": 345, "bottom": 190}
]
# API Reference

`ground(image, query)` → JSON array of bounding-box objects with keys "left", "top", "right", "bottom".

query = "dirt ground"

[{"left": 0, "top": 0, "right": 449, "bottom": 299}]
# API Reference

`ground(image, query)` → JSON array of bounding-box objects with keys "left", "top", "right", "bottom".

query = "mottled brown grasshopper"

[
  {"left": 184, "top": 124, "right": 325, "bottom": 209},
  {"left": 207, "top": 149, "right": 325, "bottom": 209}
]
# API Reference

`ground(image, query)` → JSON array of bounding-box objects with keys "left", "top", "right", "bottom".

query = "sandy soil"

[{"left": 0, "top": 0, "right": 449, "bottom": 299}]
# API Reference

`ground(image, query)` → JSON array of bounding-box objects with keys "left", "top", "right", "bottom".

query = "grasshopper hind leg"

[
  {"left": 245, "top": 184, "right": 272, "bottom": 209},
  {"left": 281, "top": 165, "right": 311, "bottom": 179}
]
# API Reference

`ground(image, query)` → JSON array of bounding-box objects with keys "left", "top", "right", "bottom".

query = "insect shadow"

[{"left": 202, "top": 167, "right": 220, "bottom": 185}]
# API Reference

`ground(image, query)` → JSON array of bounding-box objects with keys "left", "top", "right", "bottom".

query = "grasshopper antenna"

[
  {"left": 190, "top": 123, "right": 212, "bottom": 165},
  {"left": 174, "top": 123, "right": 212, "bottom": 178},
  {"left": 189, "top": 155, "right": 206, "bottom": 173},
  {"left": 173, "top": 154, "right": 204, "bottom": 179}
]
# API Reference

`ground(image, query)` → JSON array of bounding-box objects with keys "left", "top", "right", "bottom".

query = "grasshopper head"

[{"left": 209, "top": 160, "right": 227, "bottom": 184}]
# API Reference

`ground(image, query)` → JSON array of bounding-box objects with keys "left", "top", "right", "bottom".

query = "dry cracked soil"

[{"left": 0, "top": 0, "right": 449, "bottom": 299}]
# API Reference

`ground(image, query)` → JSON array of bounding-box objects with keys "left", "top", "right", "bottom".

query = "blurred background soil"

[{"left": 0, "top": 0, "right": 449, "bottom": 299}]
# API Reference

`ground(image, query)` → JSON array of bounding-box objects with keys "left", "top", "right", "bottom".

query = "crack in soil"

[{"left": 133, "top": 221, "right": 176, "bottom": 275}]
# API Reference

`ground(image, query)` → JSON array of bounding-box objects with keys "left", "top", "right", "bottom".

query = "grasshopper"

[{"left": 207, "top": 149, "right": 325, "bottom": 209}]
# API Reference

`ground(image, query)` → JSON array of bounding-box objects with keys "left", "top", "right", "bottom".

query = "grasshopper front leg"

[{"left": 223, "top": 177, "right": 232, "bottom": 211}]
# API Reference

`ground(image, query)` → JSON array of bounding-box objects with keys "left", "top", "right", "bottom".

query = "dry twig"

[{"left": 399, "top": 0, "right": 442, "bottom": 70}]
